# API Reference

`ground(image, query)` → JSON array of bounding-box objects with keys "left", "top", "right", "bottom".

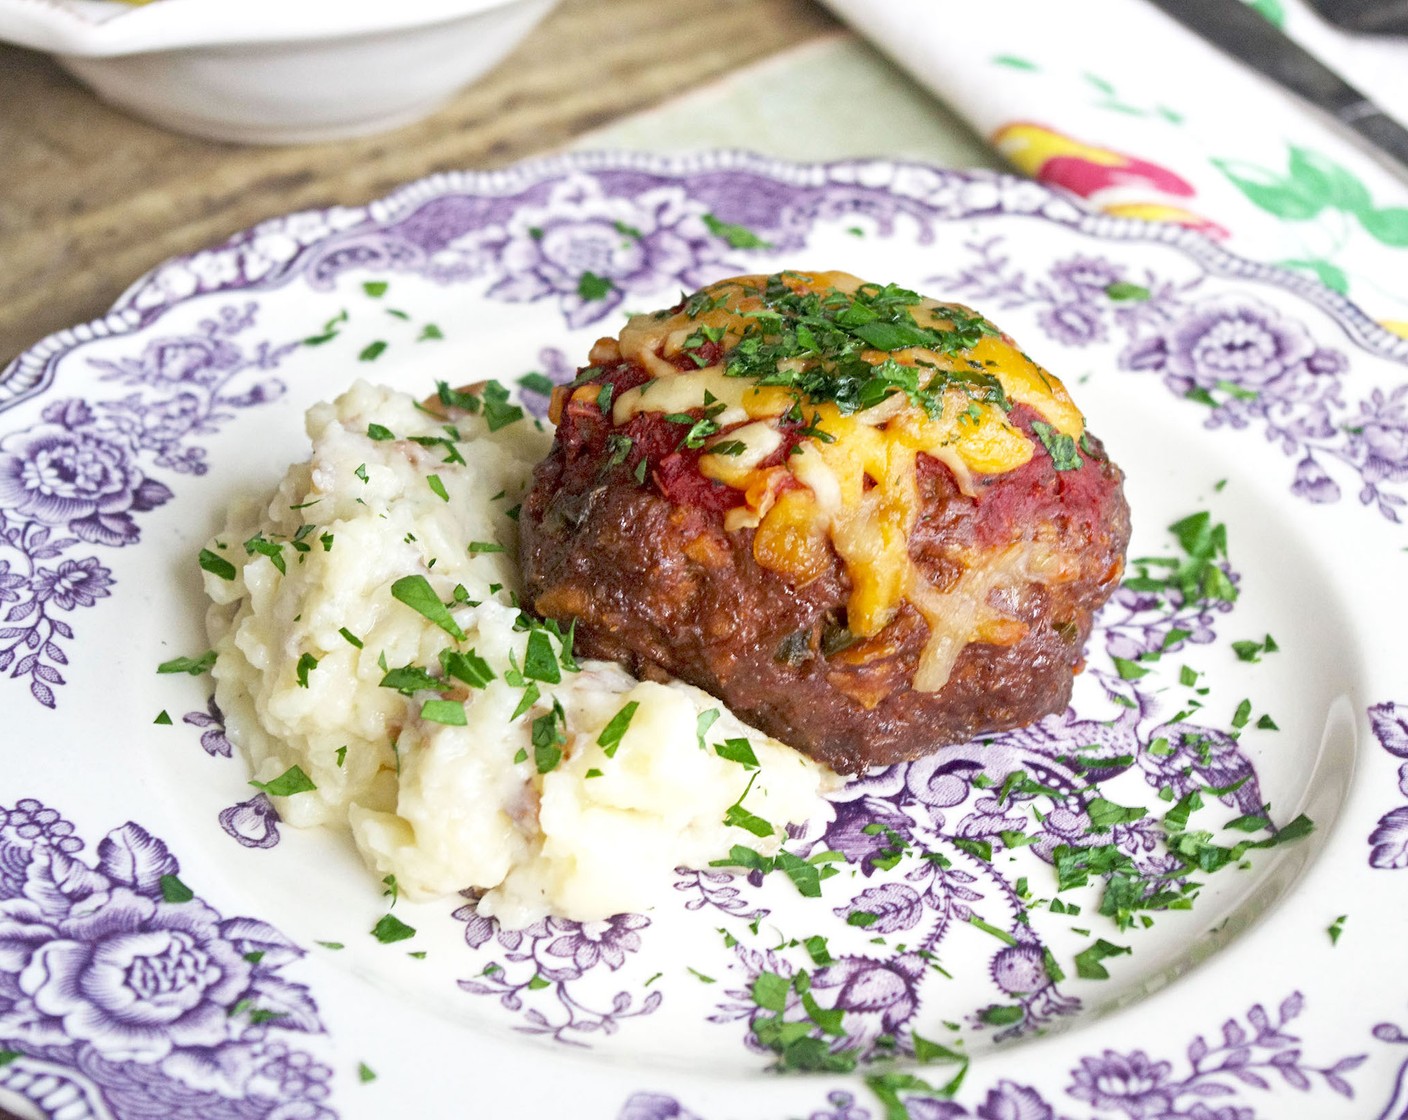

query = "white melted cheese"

[
  {"left": 600, "top": 272, "right": 1090, "bottom": 692},
  {"left": 612, "top": 364, "right": 789, "bottom": 429}
]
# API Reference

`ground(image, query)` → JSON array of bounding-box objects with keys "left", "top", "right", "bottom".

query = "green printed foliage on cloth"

[
  {"left": 1214, "top": 146, "right": 1408, "bottom": 295},
  {"left": 1244, "top": 0, "right": 1286, "bottom": 27}
]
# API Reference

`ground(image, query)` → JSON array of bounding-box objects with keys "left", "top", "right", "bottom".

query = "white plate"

[{"left": 3, "top": 152, "right": 1408, "bottom": 1120}]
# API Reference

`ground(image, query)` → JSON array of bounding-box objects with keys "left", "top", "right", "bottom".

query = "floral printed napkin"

[{"left": 818, "top": 0, "right": 1408, "bottom": 333}]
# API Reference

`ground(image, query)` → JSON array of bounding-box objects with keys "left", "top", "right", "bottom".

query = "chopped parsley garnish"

[
  {"left": 436, "top": 381, "right": 480, "bottom": 413},
  {"left": 702, "top": 213, "right": 773, "bottom": 249},
  {"left": 199, "top": 548, "right": 237, "bottom": 581},
  {"left": 159, "top": 874, "right": 194, "bottom": 903},
  {"left": 749, "top": 970, "right": 856, "bottom": 1073},
  {"left": 1125, "top": 511, "right": 1238, "bottom": 606},
  {"left": 371, "top": 914, "right": 416, "bottom": 944},
  {"left": 427, "top": 474, "right": 449, "bottom": 502},
  {"left": 250, "top": 765, "right": 317, "bottom": 797},
  {"left": 409, "top": 433, "right": 466, "bottom": 466},
  {"left": 518, "top": 371, "right": 555, "bottom": 395},
  {"left": 510, "top": 681, "right": 540, "bottom": 722},
  {"left": 421, "top": 699, "right": 467, "bottom": 726},
  {"left": 379, "top": 663, "right": 446, "bottom": 695},
  {"left": 157, "top": 650, "right": 216, "bottom": 675},
  {"left": 532, "top": 700, "right": 567, "bottom": 773},
  {"left": 696, "top": 708, "right": 721, "bottom": 751},
  {"left": 233, "top": 1001, "right": 287, "bottom": 1020},
  {"left": 867, "top": 1070, "right": 964, "bottom": 1115},
  {"left": 335, "top": 746, "right": 347, "bottom": 767},
  {"left": 367, "top": 423, "right": 395, "bottom": 441},
  {"left": 390, "top": 574, "right": 467, "bottom": 641},
  {"left": 1111, "top": 656, "right": 1150, "bottom": 680},
  {"left": 709, "top": 844, "right": 842, "bottom": 898},
  {"left": 578, "top": 271, "right": 614, "bottom": 301},
  {"left": 551, "top": 617, "right": 580, "bottom": 671},
  {"left": 1030, "top": 420, "right": 1083, "bottom": 470},
  {"left": 1328, "top": 914, "right": 1347, "bottom": 945},
  {"left": 714, "top": 737, "right": 760, "bottom": 768},
  {"left": 339, "top": 627, "right": 364, "bottom": 649},
  {"left": 363, "top": 281, "right": 388, "bottom": 297},
  {"left": 1232, "top": 635, "right": 1278, "bottom": 663},
  {"left": 481, "top": 381, "right": 524, "bottom": 432},
  {"left": 359, "top": 341, "right": 387, "bottom": 362},
  {"left": 154, "top": 710, "right": 172, "bottom": 725},
  {"left": 597, "top": 701, "right": 639, "bottom": 758},
  {"left": 1104, "top": 281, "right": 1151, "bottom": 302},
  {"left": 952, "top": 837, "right": 992, "bottom": 862},
  {"left": 1074, "top": 938, "right": 1132, "bottom": 979},
  {"left": 723, "top": 773, "right": 775, "bottom": 838},
  {"left": 243, "top": 533, "right": 287, "bottom": 575},
  {"left": 467, "top": 541, "right": 504, "bottom": 554},
  {"left": 441, "top": 648, "right": 494, "bottom": 689},
  {"left": 355, "top": 463, "right": 369, "bottom": 483},
  {"left": 795, "top": 411, "right": 836, "bottom": 443},
  {"left": 1085, "top": 797, "right": 1147, "bottom": 831},
  {"left": 709, "top": 275, "right": 1004, "bottom": 420},
  {"left": 522, "top": 630, "right": 562, "bottom": 684},
  {"left": 605, "top": 433, "right": 633, "bottom": 467},
  {"left": 707, "top": 439, "right": 747, "bottom": 457}
]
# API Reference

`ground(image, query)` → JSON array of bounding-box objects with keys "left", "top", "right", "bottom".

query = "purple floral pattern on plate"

[
  {"left": 3, "top": 154, "right": 1406, "bottom": 1116},
  {"left": 454, "top": 907, "right": 661, "bottom": 1044},
  {"left": 621, "top": 993, "right": 1366, "bottom": 1119},
  {"left": 1367, "top": 703, "right": 1408, "bottom": 870},
  {"left": 0, "top": 305, "right": 291, "bottom": 708},
  {"left": 0, "top": 799, "right": 331, "bottom": 1120},
  {"left": 932, "top": 238, "right": 1408, "bottom": 522}
]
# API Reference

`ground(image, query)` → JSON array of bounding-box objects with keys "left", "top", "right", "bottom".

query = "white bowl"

[{"left": 0, "top": 0, "right": 561, "bottom": 144}]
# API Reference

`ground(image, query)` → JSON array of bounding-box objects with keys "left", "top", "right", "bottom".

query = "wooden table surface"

[{"left": 0, "top": 0, "right": 840, "bottom": 368}]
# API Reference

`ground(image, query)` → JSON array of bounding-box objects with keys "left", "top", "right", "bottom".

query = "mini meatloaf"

[{"left": 520, "top": 271, "right": 1130, "bottom": 774}]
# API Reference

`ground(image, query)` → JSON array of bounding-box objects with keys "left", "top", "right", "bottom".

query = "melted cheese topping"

[
  {"left": 612, "top": 365, "right": 793, "bottom": 428},
  {"left": 603, "top": 271, "right": 1088, "bottom": 691}
]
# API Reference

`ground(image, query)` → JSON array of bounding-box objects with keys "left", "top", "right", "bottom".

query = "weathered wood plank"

[{"left": 0, "top": 0, "right": 838, "bottom": 363}]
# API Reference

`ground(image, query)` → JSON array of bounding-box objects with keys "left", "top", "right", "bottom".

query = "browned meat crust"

[{"left": 519, "top": 273, "right": 1130, "bottom": 773}]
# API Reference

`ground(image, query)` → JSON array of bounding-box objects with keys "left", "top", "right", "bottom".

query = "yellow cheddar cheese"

[{"left": 603, "top": 271, "right": 1087, "bottom": 690}]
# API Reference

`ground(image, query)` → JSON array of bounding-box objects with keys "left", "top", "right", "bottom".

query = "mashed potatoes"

[{"left": 203, "top": 381, "right": 834, "bottom": 927}]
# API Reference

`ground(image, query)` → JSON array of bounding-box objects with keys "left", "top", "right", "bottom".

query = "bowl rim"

[{"left": 0, "top": 0, "right": 541, "bottom": 56}]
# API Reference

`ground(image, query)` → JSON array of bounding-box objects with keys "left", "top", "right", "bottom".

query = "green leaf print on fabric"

[
  {"left": 1215, "top": 144, "right": 1408, "bottom": 303},
  {"left": 1288, "top": 147, "right": 1372, "bottom": 214},
  {"left": 1277, "top": 257, "right": 1349, "bottom": 293},
  {"left": 1213, "top": 159, "right": 1324, "bottom": 220},
  {"left": 1245, "top": 0, "right": 1286, "bottom": 27},
  {"left": 1360, "top": 208, "right": 1408, "bottom": 247},
  {"left": 1216, "top": 146, "right": 1408, "bottom": 247}
]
